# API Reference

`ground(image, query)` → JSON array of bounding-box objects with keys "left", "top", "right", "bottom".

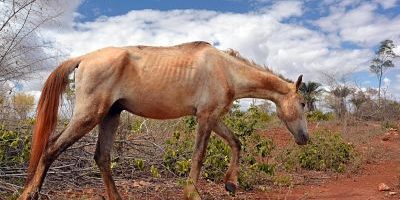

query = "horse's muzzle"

[{"left": 295, "top": 130, "right": 309, "bottom": 145}]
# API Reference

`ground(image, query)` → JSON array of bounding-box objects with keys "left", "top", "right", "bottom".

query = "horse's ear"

[{"left": 295, "top": 74, "right": 303, "bottom": 91}]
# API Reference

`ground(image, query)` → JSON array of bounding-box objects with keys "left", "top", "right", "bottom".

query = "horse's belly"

[
  {"left": 120, "top": 95, "right": 196, "bottom": 119},
  {"left": 118, "top": 64, "right": 203, "bottom": 119}
]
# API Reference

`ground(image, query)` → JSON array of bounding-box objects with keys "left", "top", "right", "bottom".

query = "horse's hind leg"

[
  {"left": 20, "top": 103, "right": 108, "bottom": 200},
  {"left": 94, "top": 108, "right": 122, "bottom": 200}
]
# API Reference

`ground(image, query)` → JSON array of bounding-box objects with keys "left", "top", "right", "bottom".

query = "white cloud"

[
  {"left": 373, "top": 0, "right": 398, "bottom": 9},
  {"left": 315, "top": 1, "right": 400, "bottom": 47},
  {"left": 261, "top": 1, "right": 303, "bottom": 21},
  {"left": 383, "top": 77, "right": 391, "bottom": 87},
  {"left": 394, "top": 45, "right": 400, "bottom": 56}
]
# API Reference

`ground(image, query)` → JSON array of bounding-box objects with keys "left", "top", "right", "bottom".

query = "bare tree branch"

[{"left": 0, "top": 0, "right": 64, "bottom": 83}]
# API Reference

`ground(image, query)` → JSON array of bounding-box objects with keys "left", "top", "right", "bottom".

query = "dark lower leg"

[{"left": 94, "top": 112, "right": 121, "bottom": 200}]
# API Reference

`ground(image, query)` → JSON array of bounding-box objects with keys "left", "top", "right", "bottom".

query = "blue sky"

[
  {"left": 76, "top": 0, "right": 400, "bottom": 29},
  {"left": 20, "top": 0, "right": 400, "bottom": 101},
  {"left": 77, "top": 0, "right": 257, "bottom": 17},
  {"left": 72, "top": 0, "right": 400, "bottom": 53}
]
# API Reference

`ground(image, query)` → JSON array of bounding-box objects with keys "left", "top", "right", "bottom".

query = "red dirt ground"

[
  {"left": 266, "top": 152, "right": 399, "bottom": 199},
  {"left": 263, "top": 123, "right": 400, "bottom": 200},
  {"left": 49, "top": 122, "right": 400, "bottom": 200}
]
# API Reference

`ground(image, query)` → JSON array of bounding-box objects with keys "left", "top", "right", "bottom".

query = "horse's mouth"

[{"left": 294, "top": 130, "right": 309, "bottom": 145}]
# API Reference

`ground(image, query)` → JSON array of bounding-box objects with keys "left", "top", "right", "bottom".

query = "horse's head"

[{"left": 276, "top": 75, "right": 308, "bottom": 145}]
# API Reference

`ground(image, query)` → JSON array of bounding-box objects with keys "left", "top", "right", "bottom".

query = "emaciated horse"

[{"left": 20, "top": 41, "right": 308, "bottom": 200}]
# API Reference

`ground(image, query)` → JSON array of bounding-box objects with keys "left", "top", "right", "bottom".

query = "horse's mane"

[{"left": 223, "top": 48, "right": 293, "bottom": 83}]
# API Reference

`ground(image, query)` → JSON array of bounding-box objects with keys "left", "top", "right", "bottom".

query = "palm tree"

[
  {"left": 350, "top": 90, "right": 368, "bottom": 117},
  {"left": 299, "top": 81, "right": 323, "bottom": 112},
  {"left": 331, "top": 86, "right": 353, "bottom": 118}
]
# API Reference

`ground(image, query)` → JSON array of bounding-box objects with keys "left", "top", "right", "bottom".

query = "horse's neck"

[{"left": 229, "top": 62, "right": 290, "bottom": 102}]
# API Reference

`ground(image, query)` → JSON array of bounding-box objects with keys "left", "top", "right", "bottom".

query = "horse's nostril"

[
  {"left": 296, "top": 131, "right": 309, "bottom": 145},
  {"left": 304, "top": 133, "right": 309, "bottom": 141}
]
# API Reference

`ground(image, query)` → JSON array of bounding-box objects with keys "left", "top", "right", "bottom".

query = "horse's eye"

[{"left": 301, "top": 103, "right": 305, "bottom": 108}]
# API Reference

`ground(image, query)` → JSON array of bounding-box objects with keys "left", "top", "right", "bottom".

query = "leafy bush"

[
  {"left": 150, "top": 165, "right": 161, "bottom": 178},
  {"left": 273, "top": 174, "right": 292, "bottom": 187},
  {"left": 280, "top": 129, "right": 356, "bottom": 172},
  {"left": 202, "top": 136, "right": 230, "bottom": 180},
  {"left": 224, "top": 103, "right": 271, "bottom": 140},
  {"left": 306, "top": 111, "right": 334, "bottom": 122},
  {"left": 0, "top": 125, "right": 30, "bottom": 167},
  {"left": 163, "top": 130, "right": 194, "bottom": 176},
  {"left": 134, "top": 159, "right": 145, "bottom": 171},
  {"left": 381, "top": 120, "right": 398, "bottom": 130},
  {"left": 163, "top": 104, "right": 275, "bottom": 188}
]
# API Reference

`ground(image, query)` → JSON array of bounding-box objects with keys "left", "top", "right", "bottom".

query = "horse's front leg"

[
  {"left": 213, "top": 120, "right": 241, "bottom": 194},
  {"left": 183, "top": 114, "right": 213, "bottom": 200}
]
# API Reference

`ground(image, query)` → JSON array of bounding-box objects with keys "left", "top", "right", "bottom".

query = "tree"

[
  {"left": 12, "top": 92, "right": 35, "bottom": 120},
  {"left": 0, "top": 0, "right": 61, "bottom": 83},
  {"left": 330, "top": 85, "right": 352, "bottom": 118},
  {"left": 299, "top": 81, "right": 323, "bottom": 112},
  {"left": 257, "top": 100, "right": 273, "bottom": 113},
  {"left": 350, "top": 90, "right": 367, "bottom": 116},
  {"left": 369, "top": 40, "right": 398, "bottom": 106}
]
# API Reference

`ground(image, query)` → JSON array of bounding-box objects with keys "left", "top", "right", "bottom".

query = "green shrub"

[
  {"left": 163, "top": 104, "right": 275, "bottom": 187},
  {"left": 306, "top": 111, "right": 334, "bottom": 122},
  {"left": 130, "top": 118, "right": 144, "bottom": 133},
  {"left": 381, "top": 120, "right": 398, "bottom": 130},
  {"left": 175, "top": 159, "right": 191, "bottom": 176},
  {"left": 163, "top": 130, "right": 194, "bottom": 176},
  {"left": 202, "top": 136, "right": 230, "bottom": 181},
  {"left": 0, "top": 125, "right": 30, "bottom": 167},
  {"left": 238, "top": 133, "right": 275, "bottom": 190},
  {"left": 273, "top": 174, "right": 292, "bottom": 187},
  {"left": 134, "top": 159, "right": 145, "bottom": 171},
  {"left": 224, "top": 103, "right": 270, "bottom": 140},
  {"left": 281, "top": 129, "right": 356, "bottom": 172},
  {"left": 150, "top": 165, "right": 161, "bottom": 178}
]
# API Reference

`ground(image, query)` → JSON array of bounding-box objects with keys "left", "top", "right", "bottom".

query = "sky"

[{"left": 19, "top": 0, "right": 400, "bottom": 104}]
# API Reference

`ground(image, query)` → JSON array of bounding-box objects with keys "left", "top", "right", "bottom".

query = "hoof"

[
  {"left": 183, "top": 183, "right": 201, "bottom": 200},
  {"left": 225, "top": 182, "right": 237, "bottom": 194},
  {"left": 19, "top": 191, "right": 38, "bottom": 200},
  {"left": 94, "top": 195, "right": 105, "bottom": 200}
]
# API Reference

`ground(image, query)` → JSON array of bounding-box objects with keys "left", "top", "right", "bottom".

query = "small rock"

[
  {"left": 133, "top": 181, "right": 141, "bottom": 187},
  {"left": 378, "top": 183, "right": 390, "bottom": 191},
  {"left": 382, "top": 135, "right": 390, "bottom": 141},
  {"left": 389, "top": 191, "right": 397, "bottom": 195},
  {"left": 94, "top": 195, "right": 105, "bottom": 200},
  {"left": 138, "top": 180, "right": 151, "bottom": 186}
]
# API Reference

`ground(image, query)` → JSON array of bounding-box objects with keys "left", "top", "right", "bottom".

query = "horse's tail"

[{"left": 26, "top": 58, "right": 81, "bottom": 184}]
